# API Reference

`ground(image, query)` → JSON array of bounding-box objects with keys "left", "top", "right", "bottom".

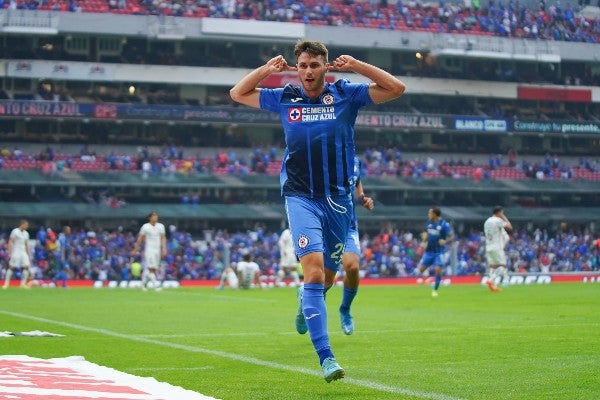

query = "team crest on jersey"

[
  {"left": 298, "top": 235, "right": 309, "bottom": 249},
  {"left": 288, "top": 108, "right": 302, "bottom": 122},
  {"left": 322, "top": 94, "right": 334, "bottom": 105}
]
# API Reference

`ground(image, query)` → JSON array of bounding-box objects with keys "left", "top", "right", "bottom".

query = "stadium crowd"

[
  {"left": 6, "top": 0, "right": 600, "bottom": 44},
  {"left": 0, "top": 224, "right": 597, "bottom": 283},
  {"left": 0, "top": 145, "right": 598, "bottom": 183}
]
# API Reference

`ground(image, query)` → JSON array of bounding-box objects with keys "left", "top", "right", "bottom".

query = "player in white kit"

[
  {"left": 132, "top": 212, "right": 166, "bottom": 291},
  {"left": 483, "top": 206, "right": 512, "bottom": 292},
  {"left": 276, "top": 227, "right": 300, "bottom": 287},
  {"left": 237, "top": 253, "right": 261, "bottom": 289},
  {"left": 3, "top": 220, "right": 32, "bottom": 289}
]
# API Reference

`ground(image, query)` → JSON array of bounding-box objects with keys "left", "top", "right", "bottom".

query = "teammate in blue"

[
  {"left": 416, "top": 207, "right": 453, "bottom": 297},
  {"left": 230, "top": 39, "right": 405, "bottom": 382},
  {"left": 53, "top": 226, "right": 71, "bottom": 288},
  {"left": 332, "top": 157, "right": 373, "bottom": 335}
]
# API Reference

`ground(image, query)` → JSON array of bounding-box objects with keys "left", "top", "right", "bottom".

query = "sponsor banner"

[
  {"left": 518, "top": 86, "right": 592, "bottom": 102},
  {"left": 0, "top": 100, "right": 594, "bottom": 136},
  {"left": 0, "top": 100, "right": 281, "bottom": 124},
  {"left": 0, "top": 355, "right": 218, "bottom": 399},
  {"left": 11, "top": 273, "right": 600, "bottom": 288},
  {"left": 455, "top": 117, "right": 507, "bottom": 132},
  {"left": 512, "top": 119, "right": 600, "bottom": 134},
  {"left": 0, "top": 101, "right": 90, "bottom": 118},
  {"left": 356, "top": 112, "right": 449, "bottom": 129}
]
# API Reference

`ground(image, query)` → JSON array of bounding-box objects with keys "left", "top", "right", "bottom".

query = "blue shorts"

[
  {"left": 285, "top": 195, "right": 353, "bottom": 272},
  {"left": 419, "top": 252, "right": 444, "bottom": 268},
  {"left": 345, "top": 226, "right": 360, "bottom": 256}
]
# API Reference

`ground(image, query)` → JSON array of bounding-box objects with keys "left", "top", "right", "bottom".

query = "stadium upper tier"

[{"left": 4, "top": 0, "right": 600, "bottom": 44}]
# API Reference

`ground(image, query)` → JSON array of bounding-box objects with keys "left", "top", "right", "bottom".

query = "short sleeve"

[
  {"left": 337, "top": 79, "right": 373, "bottom": 108},
  {"left": 260, "top": 87, "right": 284, "bottom": 113}
]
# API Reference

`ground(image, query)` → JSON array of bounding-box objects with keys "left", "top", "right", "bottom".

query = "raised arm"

[
  {"left": 229, "top": 55, "right": 296, "bottom": 108},
  {"left": 499, "top": 211, "right": 513, "bottom": 232},
  {"left": 330, "top": 55, "right": 406, "bottom": 104}
]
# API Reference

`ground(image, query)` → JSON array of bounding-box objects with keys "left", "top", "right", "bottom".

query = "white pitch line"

[
  {"left": 137, "top": 333, "right": 268, "bottom": 338},
  {"left": 127, "top": 367, "right": 214, "bottom": 371},
  {"left": 0, "top": 310, "right": 466, "bottom": 400}
]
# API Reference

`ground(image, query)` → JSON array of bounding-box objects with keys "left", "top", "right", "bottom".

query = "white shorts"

[
  {"left": 280, "top": 254, "right": 297, "bottom": 269},
  {"left": 144, "top": 251, "right": 161, "bottom": 269},
  {"left": 9, "top": 251, "right": 30, "bottom": 268},
  {"left": 486, "top": 249, "right": 507, "bottom": 266}
]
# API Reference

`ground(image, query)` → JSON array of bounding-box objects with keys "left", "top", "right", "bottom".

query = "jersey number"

[{"left": 330, "top": 242, "right": 345, "bottom": 264}]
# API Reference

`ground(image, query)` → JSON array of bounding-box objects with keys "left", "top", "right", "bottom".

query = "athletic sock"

[
  {"left": 21, "top": 269, "right": 30, "bottom": 286},
  {"left": 303, "top": 283, "right": 332, "bottom": 365},
  {"left": 340, "top": 286, "right": 358, "bottom": 312},
  {"left": 434, "top": 274, "right": 442, "bottom": 291},
  {"left": 4, "top": 269, "right": 13, "bottom": 286}
]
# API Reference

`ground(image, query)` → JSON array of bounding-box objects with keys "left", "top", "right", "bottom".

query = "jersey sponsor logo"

[
  {"left": 287, "top": 106, "right": 336, "bottom": 123},
  {"left": 288, "top": 107, "right": 302, "bottom": 122},
  {"left": 298, "top": 235, "right": 309, "bottom": 249}
]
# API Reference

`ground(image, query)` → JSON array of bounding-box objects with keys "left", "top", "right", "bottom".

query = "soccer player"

[
  {"left": 237, "top": 252, "right": 261, "bottom": 289},
  {"left": 215, "top": 265, "right": 239, "bottom": 290},
  {"left": 483, "top": 205, "right": 512, "bottom": 291},
  {"left": 53, "top": 225, "right": 71, "bottom": 288},
  {"left": 296, "top": 156, "right": 374, "bottom": 336},
  {"left": 416, "top": 207, "right": 453, "bottom": 297},
  {"left": 277, "top": 227, "right": 300, "bottom": 287},
  {"left": 230, "top": 39, "right": 405, "bottom": 382},
  {"left": 333, "top": 157, "right": 374, "bottom": 335},
  {"left": 3, "top": 220, "right": 31, "bottom": 289},
  {"left": 131, "top": 211, "right": 166, "bottom": 291}
]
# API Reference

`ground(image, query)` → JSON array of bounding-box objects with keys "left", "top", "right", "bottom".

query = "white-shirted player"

[
  {"left": 483, "top": 206, "right": 512, "bottom": 292},
  {"left": 3, "top": 220, "right": 32, "bottom": 289},
  {"left": 237, "top": 253, "right": 261, "bottom": 289},
  {"left": 132, "top": 212, "right": 166, "bottom": 291},
  {"left": 216, "top": 265, "right": 239, "bottom": 290},
  {"left": 276, "top": 227, "right": 300, "bottom": 287}
]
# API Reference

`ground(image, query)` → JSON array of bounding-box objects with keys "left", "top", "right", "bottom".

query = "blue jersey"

[
  {"left": 349, "top": 156, "right": 362, "bottom": 230},
  {"left": 345, "top": 156, "right": 362, "bottom": 255},
  {"left": 260, "top": 79, "right": 373, "bottom": 198},
  {"left": 57, "top": 232, "right": 70, "bottom": 267},
  {"left": 424, "top": 218, "right": 452, "bottom": 254}
]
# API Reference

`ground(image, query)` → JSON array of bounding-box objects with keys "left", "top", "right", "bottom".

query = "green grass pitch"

[{"left": 1, "top": 283, "right": 599, "bottom": 400}]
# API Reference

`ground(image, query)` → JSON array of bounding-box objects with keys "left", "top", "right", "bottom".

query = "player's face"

[
  {"left": 296, "top": 52, "right": 328, "bottom": 97},
  {"left": 428, "top": 209, "right": 436, "bottom": 220},
  {"left": 149, "top": 213, "right": 158, "bottom": 224}
]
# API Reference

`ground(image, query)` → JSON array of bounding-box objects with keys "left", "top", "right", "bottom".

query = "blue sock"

[
  {"left": 340, "top": 286, "right": 358, "bottom": 312},
  {"left": 434, "top": 274, "right": 442, "bottom": 290},
  {"left": 303, "top": 283, "right": 333, "bottom": 365}
]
